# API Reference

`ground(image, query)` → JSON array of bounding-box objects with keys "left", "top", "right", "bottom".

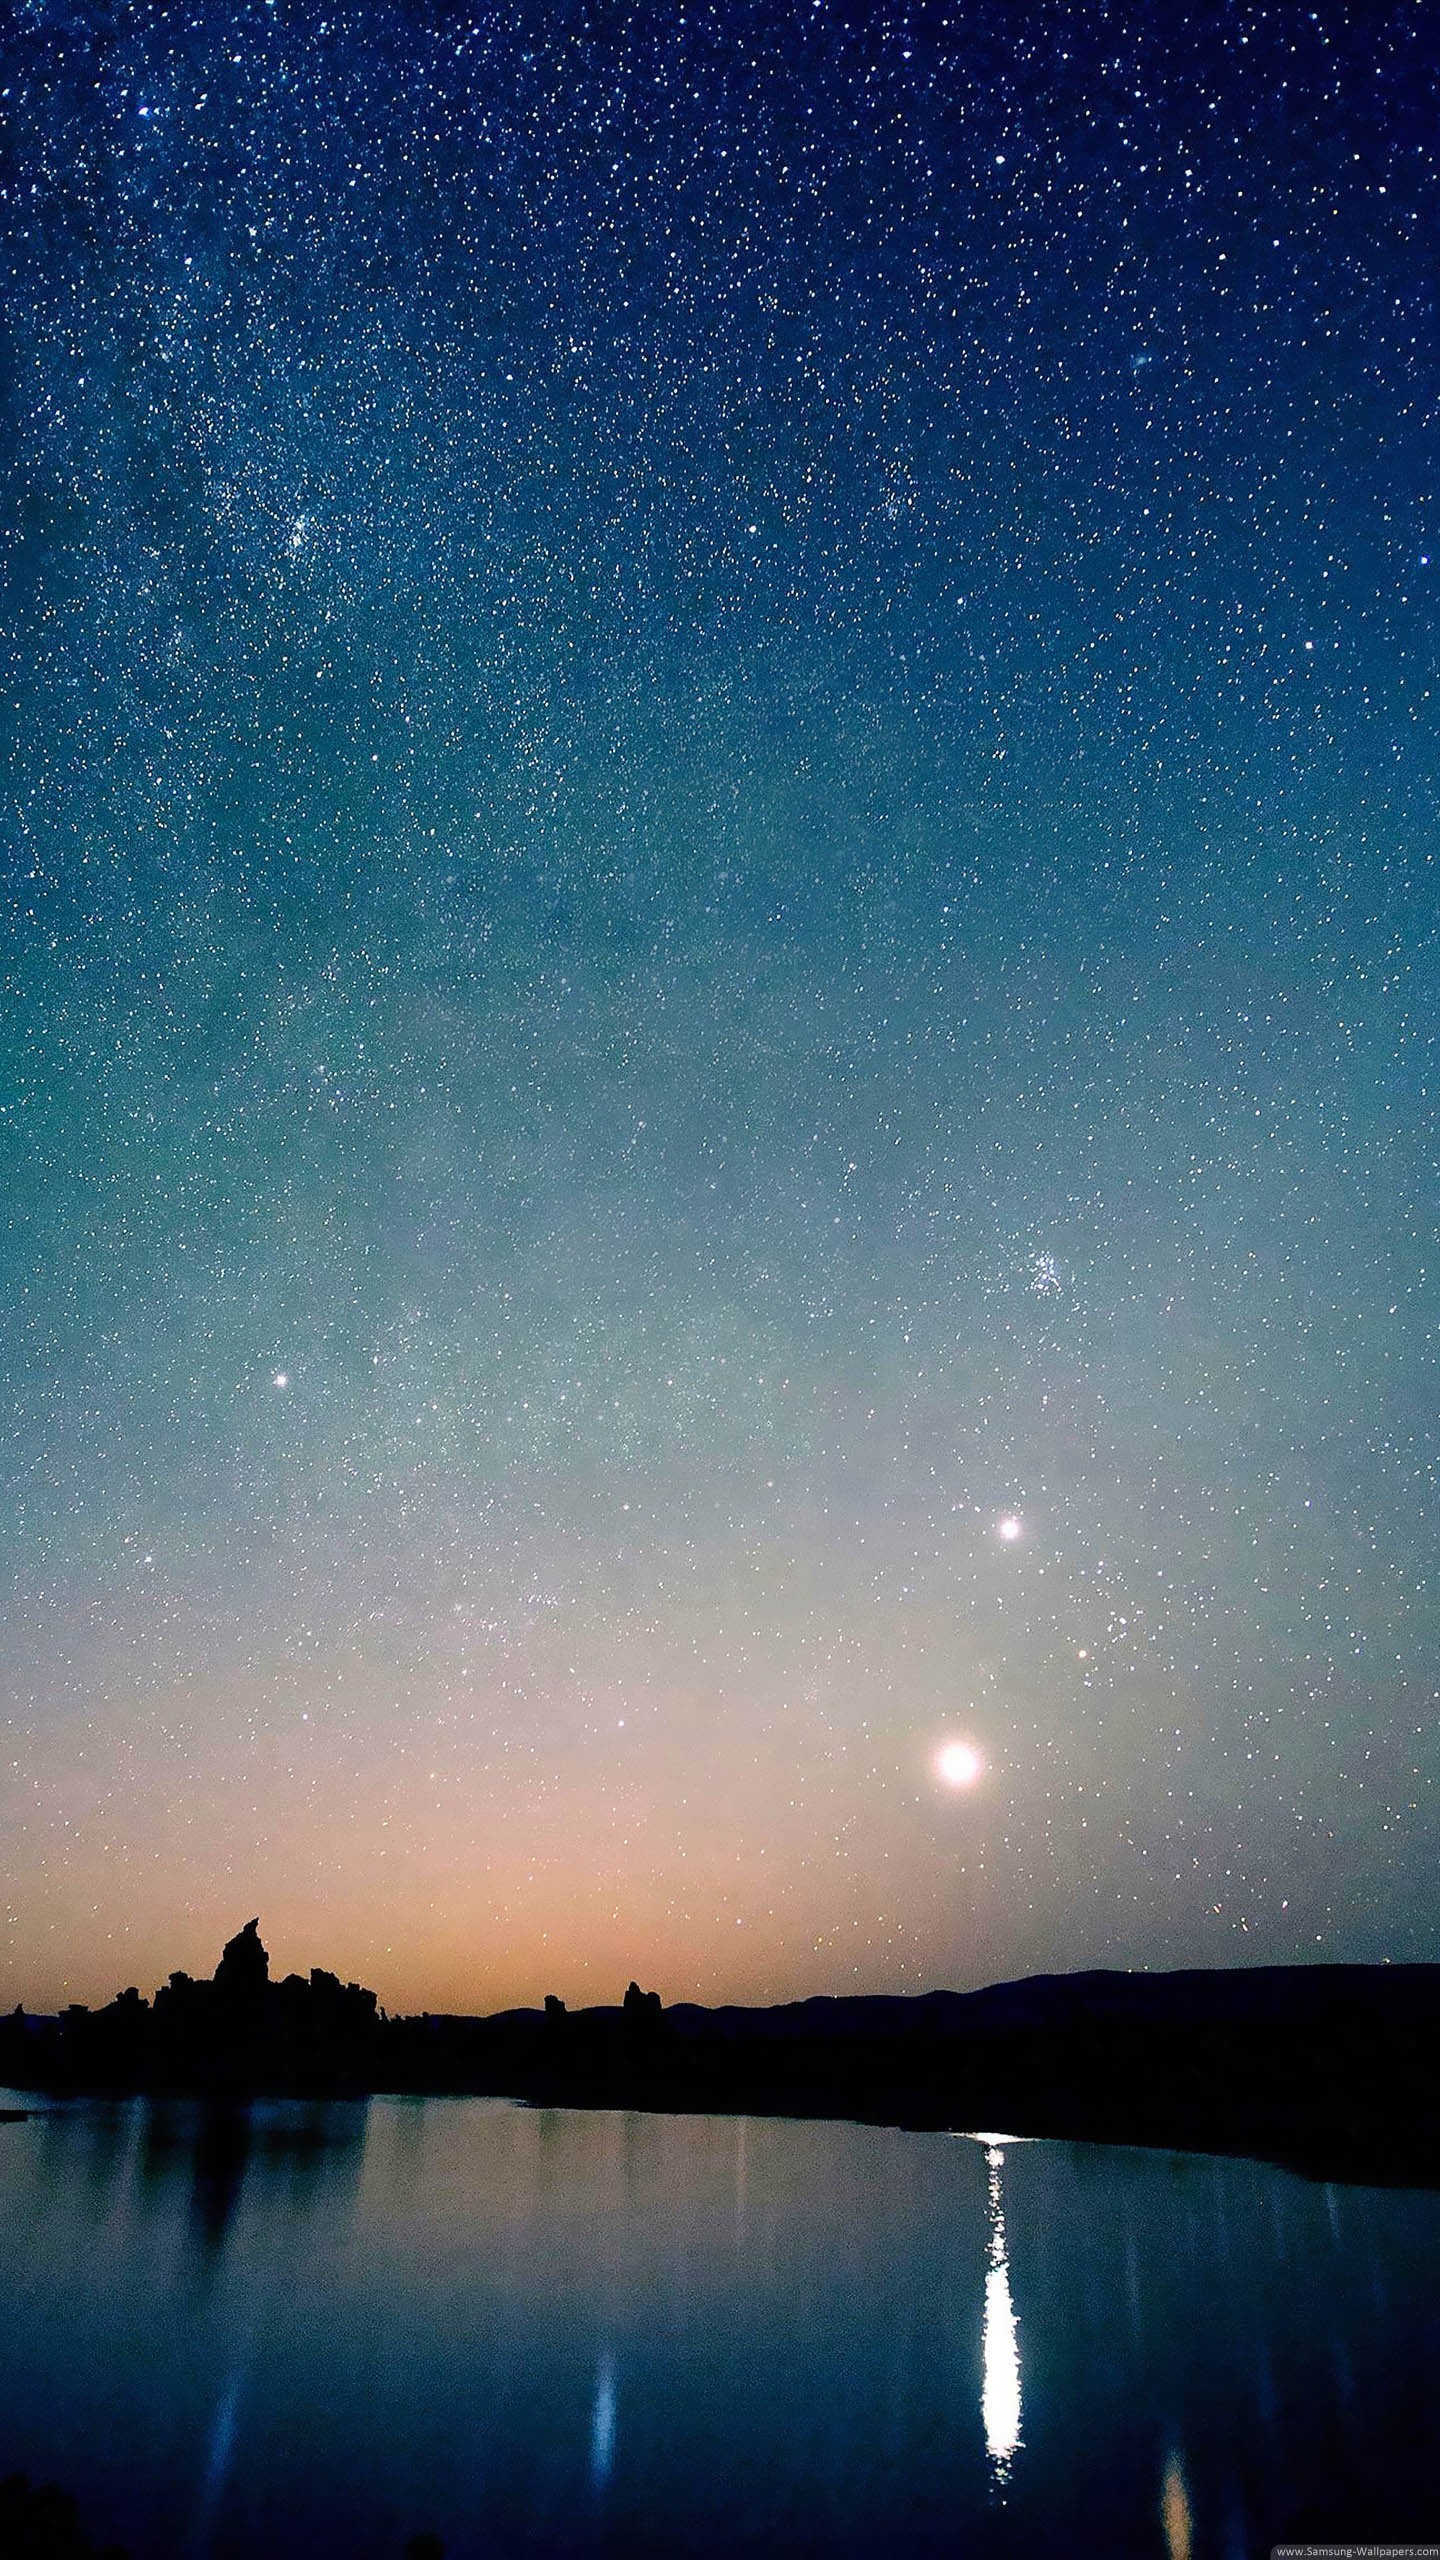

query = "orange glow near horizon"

[{"left": 1, "top": 1637, "right": 1050, "bottom": 2014}]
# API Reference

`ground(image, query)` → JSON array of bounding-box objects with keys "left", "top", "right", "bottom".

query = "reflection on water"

[
  {"left": 193, "top": 2367, "right": 246, "bottom": 2554},
  {"left": 3, "top": 2092, "right": 1440, "bottom": 2558},
  {"left": 1161, "top": 2448, "right": 1194, "bottom": 2560},
  {"left": 981, "top": 2144, "right": 1022, "bottom": 2485},
  {"left": 589, "top": 2349, "right": 617, "bottom": 2490},
  {"left": 132, "top": 2097, "right": 367, "bottom": 2268}
]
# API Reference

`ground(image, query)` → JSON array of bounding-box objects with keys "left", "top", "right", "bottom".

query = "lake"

[{"left": 2, "top": 2091, "right": 1437, "bottom": 2555}]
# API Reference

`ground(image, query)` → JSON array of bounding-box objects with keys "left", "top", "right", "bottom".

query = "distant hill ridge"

[
  {"left": 669, "top": 1961, "right": 1440, "bottom": 2034},
  {"left": 460, "top": 1961, "right": 1440, "bottom": 2038}
]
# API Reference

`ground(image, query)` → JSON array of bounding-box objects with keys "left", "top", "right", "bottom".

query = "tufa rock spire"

[{"left": 214, "top": 1918, "right": 270, "bottom": 1995}]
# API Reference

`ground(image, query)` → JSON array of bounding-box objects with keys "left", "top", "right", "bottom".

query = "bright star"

[
  {"left": 273, "top": 1372, "right": 289, "bottom": 1390},
  {"left": 997, "top": 1514, "right": 1023, "bottom": 1542},
  {"left": 936, "top": 1740, "right": 984, "bottom": 1789}
]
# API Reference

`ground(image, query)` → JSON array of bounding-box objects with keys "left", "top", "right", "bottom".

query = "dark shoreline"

[{"left": 5, "top": 1952, "right": 1438, "bottom": 2189}]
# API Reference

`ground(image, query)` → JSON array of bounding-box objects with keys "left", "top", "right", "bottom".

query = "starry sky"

[{"left": 1, "top": 0, "right": 1436, "bottom": 2014}]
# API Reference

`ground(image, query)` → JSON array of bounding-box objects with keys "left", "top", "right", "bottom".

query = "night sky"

[{"left": 2, "top": 0, "right": 1436, "bottom": 2014}]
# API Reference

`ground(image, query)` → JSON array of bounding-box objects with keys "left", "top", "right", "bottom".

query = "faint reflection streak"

[
  {"left": 1161, "top": 2449, "right": 1194, "bottom": 2560},
  {"left": 203, "top": 2377, "right": 241, "bottom": 2500},
  {"left": 188, "top": 2371, "right": 244, "bottom": 2555},
  {"left": 590, "top": 2350, "right": 617, "bottom": 2488},
  {"left": 982, "top": 2144, "right": 1022, "bottom": 2485}
]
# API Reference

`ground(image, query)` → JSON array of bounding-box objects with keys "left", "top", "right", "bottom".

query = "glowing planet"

[
  {"left": 997, "top": 1514, "right": 1023, "bottom": 1542},
  {"left": 936, "top": 1739, "right": 984, "bottom": 1789}
]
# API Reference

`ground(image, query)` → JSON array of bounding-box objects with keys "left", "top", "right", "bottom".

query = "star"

[{"left": 936, "top": 1740, "right": 985, "bottom": 1789}]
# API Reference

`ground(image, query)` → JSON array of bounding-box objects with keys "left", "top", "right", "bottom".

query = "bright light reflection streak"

[
  {"left": 1161, "top": 2450, "right": 1194, "bottom": 2560},
  {"left": 982, "top": 2143, "right": 1022, "bottom": 2485}
]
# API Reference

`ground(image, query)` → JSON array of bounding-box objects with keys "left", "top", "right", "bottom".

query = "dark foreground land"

[
  {"left": 0, "top": 2471, "right": 445, "bottom": 2560},
  {"left": 3, "top": 1922, "right": 1437, "bottom": 2186}
]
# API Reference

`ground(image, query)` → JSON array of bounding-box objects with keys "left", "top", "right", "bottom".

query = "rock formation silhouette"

[{"left": 0, "top": 1923, "right": 380, "bottom": 2097}]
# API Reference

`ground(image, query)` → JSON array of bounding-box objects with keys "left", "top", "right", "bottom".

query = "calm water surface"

[{"left": 2, "top": 2091, "right": 1437, "bottom": 2557}]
